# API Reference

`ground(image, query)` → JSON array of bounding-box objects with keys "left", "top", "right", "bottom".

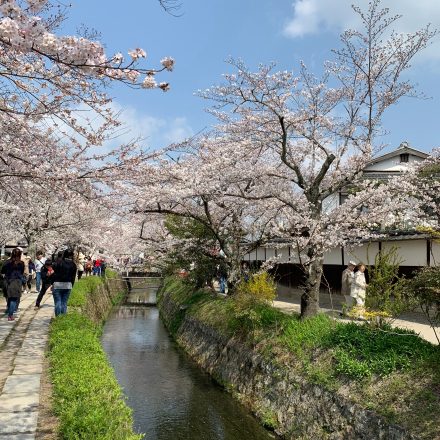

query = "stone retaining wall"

[
  {"left": 159, "top": 291, "right": 419, "bottom": 440},
  {"left": 83, "top": 278, "right": 127, "bottom": 324}
]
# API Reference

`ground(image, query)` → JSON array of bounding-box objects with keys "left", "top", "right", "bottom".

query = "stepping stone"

[
  {"left": 14, "top": 356, "right": 43, "bottom": 366},
  {"left": 0, "top": 435, "right": 35, "bottom": 440},
  {"left": 17, "top": 348, "right": 46, "bottom": 358},
  {"left": 12, "top": 365, "right": 43, "bottom": 375},
  {"left": 2, "top": 375, "right": 40, "bottom": 394},
  {"left": 0, "top": 411, "right": 38, "bottom": 434},
  {"left": 0, "top": 393, "right": 39, "bottom": 412}
]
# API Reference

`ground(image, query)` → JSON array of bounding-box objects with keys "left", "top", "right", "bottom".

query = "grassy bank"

[
  {"left": 48, "top": 273, "right": 141, "bottom": 439},
  {"left": 159, "top": 276, "right": 440, "bottom": 440}
]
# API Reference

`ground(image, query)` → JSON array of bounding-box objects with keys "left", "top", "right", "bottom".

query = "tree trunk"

[
  {"left": 300, "top": 255, "right": 324, "bottom": 318},
  {"left": 227, "top": 257, "right": 243, "bottom": 294}
]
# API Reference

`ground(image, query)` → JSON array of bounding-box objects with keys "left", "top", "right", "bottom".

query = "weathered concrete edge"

[{"left": 158, "top": 290, "right": 420, "bottom": 440}]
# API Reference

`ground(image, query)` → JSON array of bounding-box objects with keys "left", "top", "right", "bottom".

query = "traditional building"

[{"left": 243, "top": 143, "right": 437, "bottom": 290}]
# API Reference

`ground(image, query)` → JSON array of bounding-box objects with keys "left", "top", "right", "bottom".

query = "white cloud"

[
  {"left": 38, "top": 100, "right": 194, "bottom": 159},
  {"left": 284, "top": 0, "right": 440, "bottom": 61},
  {"left": 164, "top": 117, "right": 194, "bottom": 144},
  {"left": 87, "top": 102, "right": 194, "bottom": 153}
]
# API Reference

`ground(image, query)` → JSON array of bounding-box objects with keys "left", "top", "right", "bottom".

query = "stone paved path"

[{"left": 0, "top": 291, "right": 53, "bottom": 439}]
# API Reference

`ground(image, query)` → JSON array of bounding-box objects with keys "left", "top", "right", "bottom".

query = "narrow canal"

[{"left": 101, "top": 281, "right": 277, "bottom": 440}]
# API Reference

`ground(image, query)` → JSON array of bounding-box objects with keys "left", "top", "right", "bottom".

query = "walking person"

[
  {"left": 34, "top": 252, "right": 46, "bottom": 294},
  {"left": 35, "top": 260, "right": 54, "bottom": 309},
  {"left": 100, "top": 258, "right": 107, "bottom": 278},
  {"left": 341, "top": 260, "right": 356, "bottom": 313},
  {"left": 93, "top": 258, "right": 101, "bottom": 276},
  {"left": 85, "top": 257, "right": 93, "bottom": 277},
  {"left": 27, "top": 259, "right": 35, "bottom": 292},
  {"left": 51, "top": 249, "right": 77, "bottom": 316},
  {"left": 350, "top": 263, "right": 368, "bottom": 317},
  {"left": 76, "top": 251, "right": 85, "bottom": 280},
  {"left": 1, "top": 248, "right": 25, "bottom": 321},
  {"left": 18, "top": 247, "right": 30, "bottom": 294}
]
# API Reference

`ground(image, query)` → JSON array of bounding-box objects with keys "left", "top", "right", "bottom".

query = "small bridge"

[{"left": 123, "top": 276, "right": 162, "bottom": 306}]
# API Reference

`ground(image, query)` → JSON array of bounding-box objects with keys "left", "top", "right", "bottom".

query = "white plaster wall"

[
  {"left": 288, "top": 248, "right": 301, "bottom": 264},
  {"left": 382, "top": 240, "right": 427, "bottom": 267},
  {"left": 344, "top": 242, "right": 380, "bottom": 266},
  {"left": 247, "top": 239, "right": 432, "bottom": 268},
  {"left": 265, "top": 248, "right": 276, "bottom": 260},
  {"left": 256, "top": 247, "right": 266, "bottom": 261},
  {"left": 431, "top": 241, "right": 440, "bottom": 266},
  {"left": 277, "top": 247, "right": 291, "bottom": 263},
  {"left": 324, "top": 248, "right": 343, "bottom": 265},
  {"left": 364, "top": 155, "right": 424, "bottom": 172}
]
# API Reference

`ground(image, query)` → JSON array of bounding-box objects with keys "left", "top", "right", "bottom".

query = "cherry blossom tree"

[
  {"left": 0, "top": 0, "right": 175, "bottom": 197},
  {"left": 0, "top": 178, "right": 101, "bottom": 251},
  {"left": 130, "top": 136, "right": 277, "bottom": 288},
  {"left": 197, "top": 0, "right": 437, "bottom": 317}
]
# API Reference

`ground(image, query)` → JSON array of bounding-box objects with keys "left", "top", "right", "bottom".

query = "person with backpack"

[{"left": 1, "top": 248, "right": 25, "bottom": 321}]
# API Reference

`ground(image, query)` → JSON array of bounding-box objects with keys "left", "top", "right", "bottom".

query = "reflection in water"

[
  {"left": 102, "top": 304, "right": 276, "bottom": 440},
  {"left": 126, "top": 286, "right": 158, "bottom": 305}
]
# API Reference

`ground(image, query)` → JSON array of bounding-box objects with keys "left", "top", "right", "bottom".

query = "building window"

[{"left": 400, "top": 153, "right": 409, "bottom": 163}]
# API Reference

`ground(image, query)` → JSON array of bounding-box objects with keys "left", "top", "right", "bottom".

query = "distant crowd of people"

[{"left": 1, "top": 247, "right": 107, "bottom": 320}]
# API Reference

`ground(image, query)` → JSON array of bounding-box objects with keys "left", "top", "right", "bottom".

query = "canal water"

[{"left": 101, "top": 283, "right": 277, "bottom": 440}]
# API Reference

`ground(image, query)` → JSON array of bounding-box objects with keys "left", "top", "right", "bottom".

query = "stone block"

[
  {"left": 0, "top": 411, "right": 38, "bottom": 434},
  {"left": 2, "top": 375, "right": 40, "bottom": 394},
  {"left": 0, "top": 393, "right": 39, "bottom": 412},
  {"left": 0, "top": 435, "right": 35, "bottom": 440},
  {"left": 13, "top": 356, "right": 42, "bottom": 366},
  {"left": 12, "top": 364, "right": 43, "bottom": 375}
]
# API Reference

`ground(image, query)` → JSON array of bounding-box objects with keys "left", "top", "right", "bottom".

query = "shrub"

[
  {"left": 366, "top": 246, "right": 415, "bottom": 321},
  {"left": 235, "top": 271, "right": 276, "bottom": 303},
  {"left": 233, "top": 272, "right": 277, "bottom": 331},
  {"left": 407, "top": 266, "right": 440, "bottom": 344}
]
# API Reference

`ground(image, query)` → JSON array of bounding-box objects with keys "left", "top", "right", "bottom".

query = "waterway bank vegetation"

[
  {"left": 159, "top": 275, "right": 440, "bottom": 440},
  {"left": 47, "top": 273, "right": 142, "bottom": 439}
]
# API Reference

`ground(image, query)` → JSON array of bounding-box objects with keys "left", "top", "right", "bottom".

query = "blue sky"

[{"left": 65, "top": 0, "right": 440, "bottom": 154}]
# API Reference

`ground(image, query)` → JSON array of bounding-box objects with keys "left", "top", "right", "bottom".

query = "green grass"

[
  {"left": 49, "top": 313, "right": 142, "bottom": 440},
  {"left": 48, "top": 271, "right": 139, "bottom": 439},
  {"left": 323, "top": 322, "right": 438, "bottom": 379},
  {"left": 105, "top": 269, "right": 119, "bottom": 279},
  {"left": 68, "top": 277, "right": 103, "bottom": 307}
]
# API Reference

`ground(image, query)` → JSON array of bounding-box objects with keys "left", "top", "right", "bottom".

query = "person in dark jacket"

[
  {"left": 35, "top": 259, "right": 54, "bottom": 309},
  {"left": 1, "top": 248, "right": 25, "bottom": 321},
  {"left": 51, "top": 249, "right": 77, "bottom": 316}
]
